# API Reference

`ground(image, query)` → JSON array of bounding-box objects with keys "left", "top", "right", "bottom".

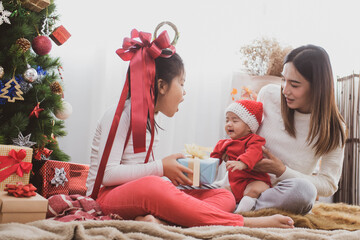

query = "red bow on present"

[
  {"left": 115, "top": 29, "right": 175, "bottom": 154},
  {"left": 34, "top": 147, "right": 53, "bottom": 160},
  {"left": 5, "top": 182, "right": 37, "bottom": 197},
  {"left": 0, "top": 149, "right": 32, "bottom": 182}
]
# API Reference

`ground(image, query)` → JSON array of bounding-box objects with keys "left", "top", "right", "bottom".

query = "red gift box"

[
  {"left": 30, "top": 160, "right": 89, "bottom": 198},
  {"left": 68, "top": 162, "right": 89, "bottom": 196},
  {"left": 50, "top": 25, "right": 71, "bottom": 46},
  {"left": 31, "top": 160, "right": 70, "bottom": 198}
]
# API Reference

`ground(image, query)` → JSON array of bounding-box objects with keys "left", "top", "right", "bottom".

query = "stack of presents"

[
  {"left": 0, "top": 144, "right": 89, "bottom": 224},
  {"left": 0, "top": 143, "right": 220, "bottom": 224}
]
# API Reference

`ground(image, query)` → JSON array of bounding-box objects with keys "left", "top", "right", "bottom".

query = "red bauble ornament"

[{"left": 32, "top": 36, "right": 52, "bottom": 55}]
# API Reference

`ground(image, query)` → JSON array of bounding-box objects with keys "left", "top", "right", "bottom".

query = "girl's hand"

[
  {"left": 253, "top": 147, "right": 286, "bottom": 177},
  {"left": 162, "top": 153, "right": 193, "bottom": 186},
  {"left": 226, "top": 160, "right": 247, "bottom": 172}
]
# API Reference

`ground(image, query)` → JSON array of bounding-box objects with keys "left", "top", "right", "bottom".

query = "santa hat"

[{"left": 225, "top": 100, "right": 263, "bottom": 133}]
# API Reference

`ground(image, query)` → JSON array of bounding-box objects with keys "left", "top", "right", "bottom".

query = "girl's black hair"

[{"left": 126, "top": 52, "right": 184, "bottom": 132}]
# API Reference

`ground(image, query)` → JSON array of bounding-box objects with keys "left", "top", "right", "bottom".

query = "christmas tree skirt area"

[{"left": 0, "top": 202, "right": 359, "bottom": 240}]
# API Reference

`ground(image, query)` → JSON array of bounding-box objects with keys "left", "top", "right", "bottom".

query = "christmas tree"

[{"left": 0, "top": 0, "right": 71, "bottom": 162}]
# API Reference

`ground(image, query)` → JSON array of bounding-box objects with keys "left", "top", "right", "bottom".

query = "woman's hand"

[
  {"left": 162, "top": 153, "right": 193, "bottom": 186},
  {"left": 253, "top": 147, "right": 286, "bottom": 177},
  {"left": 226, "top": 160, "right": 247, "bottom": 172}
]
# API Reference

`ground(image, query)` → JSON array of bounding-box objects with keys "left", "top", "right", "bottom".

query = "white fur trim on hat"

[{"left": 226, "top": 102, "right": 259, "bottom": 133}]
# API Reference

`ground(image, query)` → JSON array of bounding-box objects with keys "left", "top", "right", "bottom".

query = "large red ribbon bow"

[
  {"left": 0, "top": 149, "right": 32, "bottom": 182},
  {"left": 115, "top": 29, "right": 175, "bottom": 154},
  {"left": 90, "top": 29, "right": 175, "bottom": 200}
]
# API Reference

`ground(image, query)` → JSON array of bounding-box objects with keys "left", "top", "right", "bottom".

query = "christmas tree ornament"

[
  {"left": 34, "top": 66, "right": 47, "bottom": 83},
  {"left": 57, "top": 66, "right": 64, "bottom": 80},
  {"left": 34, "top": 147, "right": 52, "bottom": 160},
  {"left": 0, "top": 77, "right": 24, "bottom": 103},
  {"left": 50, "top": 25, "right": 71, "bottom": 46},
  {"left": 16, "top": 38, "right": 31, "bottom": 53},
  {"left": 0, "top": 66, "right": 4, "bottom": 79},
  {"left": 29, "top": 102, "right": 44, "bottom": 118},
  {"left": 55, "top": 99, "right": 72, "bottom": 120},
  {"left": 12, "top": 132, "right": 37, "bottom": 147},
  {"left": 0, "top": 1, "right": 12, "bottom": 25},
  {"left": 32, "top": 35, "right": 52, "bottom": 55},
  {"left": 50, "top": 81, "right": 63, "bottom": 95},
  {"left": 20, "top": 0, "right": 50, "bottom": 13},
  {"left": 19, "top": 81, "right": 33, "bottom": 93},
  {"left": 23, "top": 64, "right": 38, "bottom": 83}
]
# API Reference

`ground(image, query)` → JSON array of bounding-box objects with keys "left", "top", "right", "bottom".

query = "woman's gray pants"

[{"left": 254, "top": 178, "right": 317, "bottom": 215}]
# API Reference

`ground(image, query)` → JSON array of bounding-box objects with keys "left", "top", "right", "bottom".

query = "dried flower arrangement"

[{"left": 239, "top": 37, "right": 292, "bottom": 76}]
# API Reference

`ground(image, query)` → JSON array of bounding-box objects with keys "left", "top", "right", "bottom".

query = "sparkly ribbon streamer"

[{"left": 0, "top": 149, "right": 32, "bottom": 182}]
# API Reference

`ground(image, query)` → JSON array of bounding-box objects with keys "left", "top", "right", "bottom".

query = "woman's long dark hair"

[{"left": 281, "top": 45, "right": 346, "bottom": 156}]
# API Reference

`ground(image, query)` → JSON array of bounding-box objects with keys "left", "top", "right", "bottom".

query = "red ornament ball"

[{"left": 32, "top": 36, "right": 52, "bottom": 55}]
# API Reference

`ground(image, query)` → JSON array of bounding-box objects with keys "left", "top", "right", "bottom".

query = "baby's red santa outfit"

[{"left": 211, "top": 100, "right": 271, "bottom": 206}]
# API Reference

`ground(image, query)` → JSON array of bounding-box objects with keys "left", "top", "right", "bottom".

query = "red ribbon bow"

[
  {"left": 91, "top": 29, "right": 175, "bottom": 200},
  {"left": 34, "top": 147, "right": 53, "bottom": 160},
  {"left": 0, "top": 149, "right": 32, "bottom": 182},
  {"left": 115, "top": 29, "right": 175, "bottom": 154},
  {"left": 5, "top": 182, "right": 37, "bottom": 197}
]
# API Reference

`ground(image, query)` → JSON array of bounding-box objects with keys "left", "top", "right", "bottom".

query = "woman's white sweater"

[{"left": 257, "top": 84, "right": 344, "bottom": 197}]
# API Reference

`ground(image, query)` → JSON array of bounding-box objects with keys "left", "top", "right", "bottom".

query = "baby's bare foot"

[{"left": 243, "top": 214, "right": 294, "bottom": 228}]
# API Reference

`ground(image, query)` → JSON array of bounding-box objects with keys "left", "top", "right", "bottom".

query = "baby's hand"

[{"left": 226, "top": 160, "right": 247, "bottom": 172}]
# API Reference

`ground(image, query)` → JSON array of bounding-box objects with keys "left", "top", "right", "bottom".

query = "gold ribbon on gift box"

[{"left": 184, "top": 144, "right": 212, "bottom": 187}]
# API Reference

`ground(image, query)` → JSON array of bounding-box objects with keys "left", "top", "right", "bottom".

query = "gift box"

[
  {"left": 50, "top": 25, "right": 71, "bottom": 46},
  {"left": 31, "top": 160, "right": 89, "bottom": 198},
  {"left": 31, "top": 159, "right": 70, "bottom": 198},
  {"left": 68, "top": 162, "right": 89, "bottom": 196},
  {"left": 0, "top": 145, "right": 33, "bottom": 191},
  {"left": 177, "top": 158, "right": 219, "bottom": 186},
  {"left": 20, "top": 0, "right": 50, "bottom": 12},
  {"left": 0, "top": 191, "right": 48, "bottom": 223}
]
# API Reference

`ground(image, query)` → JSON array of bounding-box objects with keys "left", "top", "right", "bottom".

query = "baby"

[{"left": 211, "top": 99, "right": 271, "bottom": 212}]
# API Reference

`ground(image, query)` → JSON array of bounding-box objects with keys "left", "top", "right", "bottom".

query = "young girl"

[
  {"left": 86, "top": 29, "right": 294, "bottom": 228},
  {"left": 247, "top": 45, "right": 347, "bottom": 214},
  {"left": 211, "top": 100, "right": 271, "bottom": 213}
]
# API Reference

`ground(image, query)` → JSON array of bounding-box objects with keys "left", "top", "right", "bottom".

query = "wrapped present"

[
  {"left": 31, "top": 160, "right": 89, "bottom": 198},
  {"left": 177, "top": 158, "right": 219, "bottom": 186},
  {"left": 68, "top": 162, "right": 89, "bottom": 196},
  {"left": 31, "top": 160, "right": 70, "bottom": 198},
  {"left": 0, "top": 145, "right": 33, "bottom": 191},
  {"left": 0, "top": 191, "right": 48, "bottom": 223},
  {"left": 20, "top": 0, "right": 50, "bottom": 12},
  {"left": 50, "top": 25, "right": 71, "bottom": 46}
]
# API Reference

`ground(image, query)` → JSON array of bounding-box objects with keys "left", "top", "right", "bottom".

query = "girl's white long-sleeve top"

[{"left": 86, "top": 100, "right": 163, "bottom": 196}]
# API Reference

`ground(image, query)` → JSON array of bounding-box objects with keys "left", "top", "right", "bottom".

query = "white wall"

[{"left": 51, "top": 0, "right": 360, "bottom": 164}]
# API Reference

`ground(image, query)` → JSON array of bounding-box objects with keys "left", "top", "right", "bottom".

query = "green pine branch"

[{"left": 0, "top": 0, "right": 70, "bottom": 162}]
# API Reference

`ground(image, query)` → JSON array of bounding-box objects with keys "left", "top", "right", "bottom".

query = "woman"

[
  {"left": 252, "top": 44, "right": 347, "bottom": 214},
  {"left": 86, "top": 29, "right": 294, "bottom": 228}
]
